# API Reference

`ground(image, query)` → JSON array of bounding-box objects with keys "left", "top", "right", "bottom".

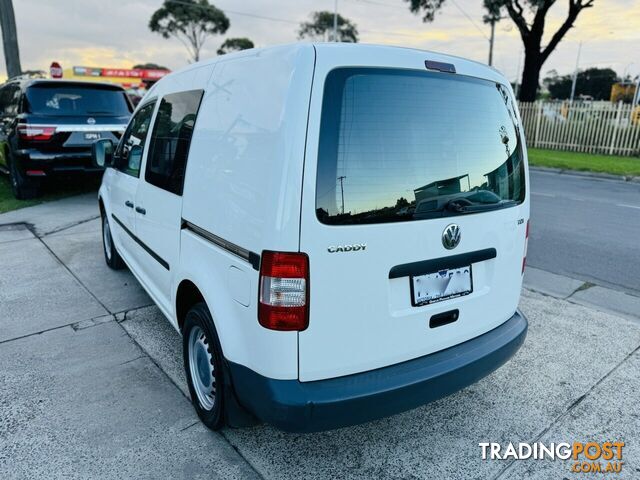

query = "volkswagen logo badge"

[
  {"left": 442, "top": 224, "right": 461, "bottom": 250},
  {"left": 87, "top": 117, "right": 96, "bottom": 125}
]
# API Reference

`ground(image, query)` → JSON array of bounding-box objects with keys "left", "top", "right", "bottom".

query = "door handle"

[
  {"left": 125, "top": 200, "right": 134, "bottom": 208},
  {"left": 135, "top": 206, "right": 146, "bottom": 215}
]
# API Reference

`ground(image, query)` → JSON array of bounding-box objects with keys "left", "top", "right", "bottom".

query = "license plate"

[
  {"left": 411, "top": 266, "right": 472, "bottom": 306},
  {"left": 84, "top": 132, "right": 101, "bottom": 140}
]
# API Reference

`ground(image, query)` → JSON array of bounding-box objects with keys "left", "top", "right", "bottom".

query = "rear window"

[
  {"left": 316, "top": 68, "right": 526, "bottom": 226},
  {"left": 25, "top": 84, "right": 131, "bottom": 116}
]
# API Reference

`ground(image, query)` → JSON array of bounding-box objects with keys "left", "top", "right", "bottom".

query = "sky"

[{"left": 1, "top": 0, "right": 639, "bottom": 84}]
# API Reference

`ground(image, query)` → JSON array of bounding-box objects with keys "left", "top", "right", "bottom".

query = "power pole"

[
  {"left": 333, "top": 0, "right": 338, "bottom": 42},
  {"left": 337, "top": 176, "right": 346, "bottom": 214},
  {"left": 569, "top": 41, "right": 582, "bottom": 104},
  {"left": 0, "top": 0, "right": 21, "bottom": 79},
  {"left": 488, "top": 19, "right": 496, "bottom": 66}
]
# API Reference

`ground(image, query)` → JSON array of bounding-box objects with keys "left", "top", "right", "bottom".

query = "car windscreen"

[
  {"left": 25, "top": 84, "right": 132, "bottom": 116},
  {"left": 316, "top": 68, "right": 526, "bottom": 226}
]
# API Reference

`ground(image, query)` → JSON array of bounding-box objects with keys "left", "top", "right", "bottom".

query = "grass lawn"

[
  {"left": 0, "top": 175, "right": 100, "bottom": 214},
  {"left": 528, "top": 148, "right": 640, "bottom": 177}
]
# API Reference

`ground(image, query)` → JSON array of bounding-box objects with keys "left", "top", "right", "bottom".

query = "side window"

[
  {"left": 4, "top": 85, "right": 20, "bottom": 115},
  {"left": 116, "top": 101, "right": 156, "bottom": 177},
  {"left": 145, "top": 89, "right": 203, "bottom": 196},
  {"left": 0, "top": 87, "right": 8, "bottom": 115},
  {"left": 0, "top": 85, "right": 17, "bottom": 116}
]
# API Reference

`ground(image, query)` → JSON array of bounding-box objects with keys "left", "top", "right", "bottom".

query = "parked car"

[
  {"left": 94, "top": 44, "right": 530, "bottom": 433},
  {"left": 0, "top": 79, "right": 132, "bottom": 199}
]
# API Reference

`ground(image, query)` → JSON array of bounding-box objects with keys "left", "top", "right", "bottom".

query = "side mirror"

[{"left": 92, "top": 139, "right": 114, "bottom": 168}]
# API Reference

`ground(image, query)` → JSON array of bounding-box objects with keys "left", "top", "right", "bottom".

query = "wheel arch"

[{"left": 175, "top": 279, "right": 206, "bottom": 333}]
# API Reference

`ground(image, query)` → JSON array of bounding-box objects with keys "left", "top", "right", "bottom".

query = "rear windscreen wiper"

[{"left": 448, "top": 199, "right": 516, "bottom": 213}]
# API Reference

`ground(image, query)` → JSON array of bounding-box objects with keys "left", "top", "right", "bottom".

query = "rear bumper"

[
  {"left": 228, "top": 310, "right": 527, "bottom": 433},
  {"left": 15, "top": 149, "right": 103, "bottom": 175}
]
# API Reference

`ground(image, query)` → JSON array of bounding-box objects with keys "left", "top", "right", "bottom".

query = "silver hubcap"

[
  {"left": 103, "top": 216, "right": 112, "bottom": 261},
  {"left": 188, "top": 326, "right": 216, "bottom": 411}
]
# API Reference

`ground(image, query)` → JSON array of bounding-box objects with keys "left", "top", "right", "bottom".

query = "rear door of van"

[{"left": 298, "top": 47, "right": 530, "bottom": 382}]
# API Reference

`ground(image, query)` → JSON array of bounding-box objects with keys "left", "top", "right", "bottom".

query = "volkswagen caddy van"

[{"left": 94, "top": 43, "right": 529, "bottom": 432}]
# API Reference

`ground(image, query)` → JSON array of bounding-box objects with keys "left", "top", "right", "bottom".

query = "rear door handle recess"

[
  {"left": 135, "top": 206, "right": 146, "bottom": 215},
  {"left": 125, "top": 201, "right": 134, "bottom": 208}
]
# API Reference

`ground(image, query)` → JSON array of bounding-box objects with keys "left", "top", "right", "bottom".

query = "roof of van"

[{"left": 160, "top": 42, "right": 508, "bottom": 85}]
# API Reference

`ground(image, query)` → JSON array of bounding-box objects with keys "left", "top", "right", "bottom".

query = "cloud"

[{"left": 0, "top": 0, "right": 638, "bottom": 83}]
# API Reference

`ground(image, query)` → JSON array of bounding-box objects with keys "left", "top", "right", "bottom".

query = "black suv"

[{"left": 0, "top": 79, "right": 132, "bottom": 199}]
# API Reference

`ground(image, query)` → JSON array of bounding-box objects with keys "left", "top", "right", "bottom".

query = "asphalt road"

[{"left": 528, "top": 170, "right": 640, "bottom": 297}]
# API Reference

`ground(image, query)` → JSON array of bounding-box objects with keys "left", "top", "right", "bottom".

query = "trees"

[
  {"left": 133, "top": 63, "right": 169, "bottom": 70},
  {"left": 405, "top": 0, "right": 596, "bottom": 101},
  {"left": 299, "top": 11, "right": 358, "bottom": 43},
  {"left": 544, "top": 67, "right": 618, "bottom": 100},
  {"left": 217, "top": 37, "right": 254, "bottom": 55},
  {"left": 149, "top": 0, "right": 229, "bottom": 62}
]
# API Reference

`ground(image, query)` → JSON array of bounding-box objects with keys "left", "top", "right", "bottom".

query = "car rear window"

[
  {"left": 25, "top": 84, "right": 131, "bottom": 116},
  {"left": 316, "top": 68, "right": 526, "bottom": 225}
]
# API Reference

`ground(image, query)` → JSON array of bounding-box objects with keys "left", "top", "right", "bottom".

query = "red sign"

[
  {"left": 100, "top": 68, "right": 169, "bottom": 80},
  {"left": 50, "top": 61, "right": 63, "bottom": 79}
]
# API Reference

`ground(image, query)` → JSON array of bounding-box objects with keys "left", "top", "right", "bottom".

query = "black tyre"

[
  {"left": 183, "top": 303, "right": 226, "bottom": 430},
  {"left": 8, "top": 152, "right": 40, "bottom": 200},
  {"left": 101, "top": 212, "right": 125, "bottom": 270}
]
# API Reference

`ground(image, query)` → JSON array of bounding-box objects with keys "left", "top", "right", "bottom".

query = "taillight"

[
  {"left": 258, "top": 251, "right": 309, "bottom": 331},
  {"left": 522, "top": 220, "right": 530, "bottom": 274},
  {"left": 17, "top": 124, "right": 57, "bottom": 141}
]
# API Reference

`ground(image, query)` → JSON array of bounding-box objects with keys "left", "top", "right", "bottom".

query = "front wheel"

[
  {"left": 183, "top": 303, "right": 226, "bottom": 430},
  {"left": 101, "top": 213, "right": 125, "bottom": 270}
]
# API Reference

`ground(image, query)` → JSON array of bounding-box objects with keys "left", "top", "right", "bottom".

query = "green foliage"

[
  {"left": 543, "top": 68, "right": 619, "bottom": 100},
  {"left": 298, "top": 11, "right": 358, "bottom": 43},
  {"left": 528, "top": 148, "right": 640, "bottom": 177},
  {"left": 395, "top": 197, "right": 409, "bottom": 208},
  {"left": 217, "top": 37, "right": 254, "bottom": 55},
  {"left": 404, "top": 0, "right": 447, "bottom": 22},
  {"left": 404, "top": 0, "right": 596, "bottom": 101},
  {"left": 482, "top": 0, "right": 504, "bottom": 24},
  {"left": 149, "top": 0, "right": 229, "bottom": 62}
]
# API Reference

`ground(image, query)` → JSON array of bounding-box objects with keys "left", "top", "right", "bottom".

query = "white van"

[{"left": 94, "top": 43, "right": 529, "bottom": 432}]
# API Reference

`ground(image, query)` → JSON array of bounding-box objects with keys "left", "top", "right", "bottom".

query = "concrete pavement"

[{"left": 1, "top": 192, "right": 640, "bottom": 479}]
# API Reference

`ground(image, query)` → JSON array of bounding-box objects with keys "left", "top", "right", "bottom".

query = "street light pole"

[
  {"left": 488, "top": 19, "right": 496, "bottom": 66},
  {"left": 333, "top": 0, "right": 338, "bottom": 42},
  {"left": 569, "top": 41, "right": 582, "bottom": 104}
]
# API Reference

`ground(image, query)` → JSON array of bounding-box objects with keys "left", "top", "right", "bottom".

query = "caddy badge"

[{"left": 327, "top": 244, "right": 367, "bottom": 253}]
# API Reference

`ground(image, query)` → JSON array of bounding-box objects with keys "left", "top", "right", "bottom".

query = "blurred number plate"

[
  {"left": 84, "top": 132, "right": 101, "bottom": 140},
  {"left": 411, "top": 266, "right": 472, "bottom": 306}
]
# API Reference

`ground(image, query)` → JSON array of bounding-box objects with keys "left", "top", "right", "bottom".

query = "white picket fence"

[{"left": 518, "top": 101, "right": 640, "bottom": 157}]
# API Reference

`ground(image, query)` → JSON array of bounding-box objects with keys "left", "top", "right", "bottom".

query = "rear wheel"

[
  {"left": 101, "top": 212, "right": 125, "bottom": 270},
  {"left": 183, "top": 303, "right": 226, "bottom": 430},
  {"left": 8, "top": 152, "right": 40, "bottom": 200}
]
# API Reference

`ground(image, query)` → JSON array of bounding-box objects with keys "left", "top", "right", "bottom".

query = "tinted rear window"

[
  {"left": 25, "top": 84, "right": 131, "bottom": 116},
  {"left": 316, "top": 68, "right": 525, "bottom": 225}
]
